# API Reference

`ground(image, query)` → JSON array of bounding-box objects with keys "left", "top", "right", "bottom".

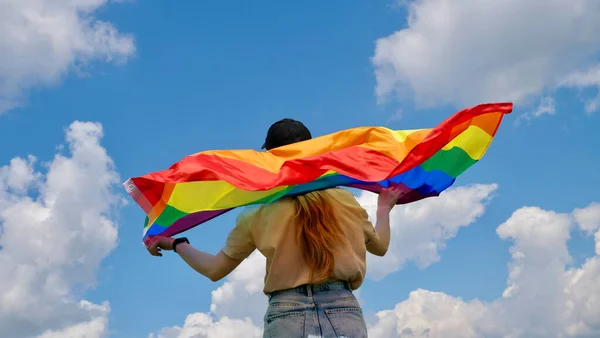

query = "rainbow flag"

[{"left": 125, "top": 102, "right": 512, "bottom": 244}]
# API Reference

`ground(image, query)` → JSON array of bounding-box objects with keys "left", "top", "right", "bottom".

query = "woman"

[{"left": 147, "top": 118, "right": 402, "bottom": 338}]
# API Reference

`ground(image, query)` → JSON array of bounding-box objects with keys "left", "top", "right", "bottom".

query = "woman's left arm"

[
  {"left": 146, "top": 237, "right": 243, "bottom": 282},
  {"left": 176, "top": 243, "right": 243, "bottom": 282}
]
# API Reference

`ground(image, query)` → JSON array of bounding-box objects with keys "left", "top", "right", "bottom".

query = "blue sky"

[{"left": 1, "top": 1, "right": 600, "bottom": 337}]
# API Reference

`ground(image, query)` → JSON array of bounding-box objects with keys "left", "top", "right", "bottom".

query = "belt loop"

[{"left": 307, "top": 284, "right": 313, "bottom": 299}]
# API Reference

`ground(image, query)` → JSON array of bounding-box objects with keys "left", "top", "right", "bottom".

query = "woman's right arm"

[
  {"left": 366, "top": 208, "right": 392, "bottom": 256},
  {"left": 366, "top": 187, "right": 403, "bottom": 256}
]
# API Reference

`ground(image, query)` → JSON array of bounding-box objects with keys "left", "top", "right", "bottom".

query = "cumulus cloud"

[
  {"left": 368, "top": 202, "right": 600, "bottom": 338},
  {"left": 573, "top": 202, "right": 600, "bottom": 254},
  {"left": 0, "top": 0, "right": 135, "bottom": 113},
  {"left": 357, "top": 184, "right": 498, "bottom": 279},
  {"left": 373, "top": 0, "right": 600, "bottom": 113},
  {"left": 36, "top": 302, "right": 111, "bottom": 338},
  {"left": 0, "top": 121, "right": 122, "bottom": 338},
  {"left": 210, "top": 252, "right": 268, "bottom": 326},
  {"left": 151, "top": 252, "right": 267, "bottom": 338},
  {"left": 149, "top": 314, "right": 262, "bottom": 338}
]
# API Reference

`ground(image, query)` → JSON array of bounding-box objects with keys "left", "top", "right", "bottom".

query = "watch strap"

[{"left": 172, "top": 237, "right": 190, "bottom": 253}]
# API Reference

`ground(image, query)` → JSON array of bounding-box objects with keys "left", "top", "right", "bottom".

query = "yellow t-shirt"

[{"left": 222, "top": 188, "right": 378, "bottom": 294}]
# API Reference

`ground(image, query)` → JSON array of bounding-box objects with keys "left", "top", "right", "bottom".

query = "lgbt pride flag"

[{"left": 125, "top": 102, "right": 512, "bottom": 244}]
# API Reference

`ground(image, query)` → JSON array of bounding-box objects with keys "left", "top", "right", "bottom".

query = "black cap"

[{"left": 262, "top": 118, "right": 312, "bottom": 150}]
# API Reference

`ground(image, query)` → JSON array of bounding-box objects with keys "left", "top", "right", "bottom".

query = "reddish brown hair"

[{"left": 293, "top": 190, "right": 344, "bottom": 283}]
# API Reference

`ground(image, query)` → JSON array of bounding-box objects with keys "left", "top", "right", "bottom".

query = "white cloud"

[
  {"left": 561, "top": 65, "right": 600, "bottom": 114},
  {"left": 368, "top": 202, "right": 600, "bottom": 338},
  {"left": 373, "top": 0, "right": 600, "bottom": 113},
  {"left": 209, "top": 252, "right": 268, "bottom": 325},
  {"left": 368, "top": 290, "right": 489, "bottom": 338},
  {"left": 387, "top": 108, "right": 404, "bottom": 123},
  {"left": 149, "top": 313, "right": 262, "bottom": 338},
  {"left": 573, "top": 203, "right": 600, "bottom": 255},
  {"left": 36, "top": 302, "right": 110, "bottom": 338},
  {"left": 0, "top": 0, "right": 135, "bottom": 113},
  {"left": 514, "top": 96, "right": 556, "bottom": 126},
  {"left": 357, "top": 184, "right": 498, "bottom": 280},
  {"left": 0, "top": 121, "right": 122, "bottom": 338},
  {"left": 151, "top": 252, "right": 267, "bottom": 338}
]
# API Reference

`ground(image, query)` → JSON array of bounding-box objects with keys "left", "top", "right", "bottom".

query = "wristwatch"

[{"left": 172, "top": 237, "right": 190, "bottom": 253}]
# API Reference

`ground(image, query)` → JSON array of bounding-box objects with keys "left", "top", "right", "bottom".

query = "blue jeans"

[{"left": 263, "top": 281, "right": 368, "bottom": 338}]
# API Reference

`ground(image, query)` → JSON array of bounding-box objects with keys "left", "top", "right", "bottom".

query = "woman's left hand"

[{"left": 146, "top": 236, "right": 175, "bottom": 257}]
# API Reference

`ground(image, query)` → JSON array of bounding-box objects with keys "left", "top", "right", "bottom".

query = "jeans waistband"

[{"left": 267, "top": 280, "right": 351, "bottom": 300}]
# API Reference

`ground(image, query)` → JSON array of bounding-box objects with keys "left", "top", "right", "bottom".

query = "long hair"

[{"left": 292, "top": 190, "right": 344, "bottom": 283}]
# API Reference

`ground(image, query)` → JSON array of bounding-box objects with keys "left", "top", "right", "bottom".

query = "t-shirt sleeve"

[
  {"left": 222, "top": 213, "right": 256, "bottom": 260},
  {"left": 334, "top": 188, "right": 378, "bottom": 244},
  {"left": 360, "top": 208, "right": 378, "bottom": 244}
]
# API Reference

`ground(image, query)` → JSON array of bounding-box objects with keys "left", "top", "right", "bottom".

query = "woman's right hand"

[{"left": 377, "top": 186, "right": 403, "bottom": 213}]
